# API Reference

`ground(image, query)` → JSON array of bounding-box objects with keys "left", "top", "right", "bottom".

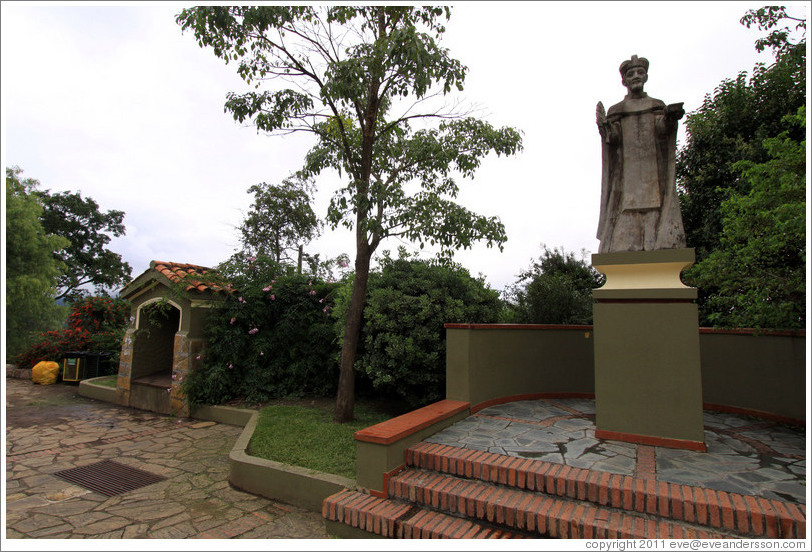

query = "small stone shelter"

[{"left": 115, "top": 261, "right": 227, "bottom": 417}]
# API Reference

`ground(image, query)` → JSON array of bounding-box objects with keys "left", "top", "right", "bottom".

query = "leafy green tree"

[
  {"left": 5, "top": 167, "right": 70, "bottom": 359},
  {"left": 177, "top": 6, "right": 522, "bottom": 421},
  {"left": 677, "top": 6, "right": 805, "bottom": 259},
  {"left": 345, "top": 249, "right": 501, "bottom": 409},
  {"left": 37, "top": 189, "right": 132, "bottom": 301},
  {"left": 740, "top": 5, "right": 807, "bottom": 56},
  {"left": 677, "top": 6, "right": 806, "bottom": 327},
  {"left": 239, "top": 175, "right": 321, "bottom": 267},
  {"left": 687, "top": 107, "right": 805, "bottom": 329},
  {"left": 505, "top": 246, "right": 604, "bottom": 325}
]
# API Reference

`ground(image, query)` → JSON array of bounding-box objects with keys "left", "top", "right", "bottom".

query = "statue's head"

[{"left": 620, "top": 55, "right": 649, "bottom": 93}]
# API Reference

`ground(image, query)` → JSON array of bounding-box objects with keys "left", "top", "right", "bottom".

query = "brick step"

[
  {"left": 391, "top": 468, "right": 735, "bottom": 539},
  {"left": 405, "top": 442, "right": 806, "bottom": 539},
  {"left": 322, "top": 489, "right": 529, "bottom": 539}
]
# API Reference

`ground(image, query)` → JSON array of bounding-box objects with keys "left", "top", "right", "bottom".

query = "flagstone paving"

[
  {"left": 424, "top": 398, "right": 807, "bottom": 504},
  {"left": 6, "top": 378, "right": 807, "bottom": 540},
  {"left": 4, "top": 378, "right": 327, "bottom": 539}
]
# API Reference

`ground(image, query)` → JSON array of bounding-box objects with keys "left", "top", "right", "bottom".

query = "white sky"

[{"left": 2, "top": 1, "right": 804, "bottom": 294}]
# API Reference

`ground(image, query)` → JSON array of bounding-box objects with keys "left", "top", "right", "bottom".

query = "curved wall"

[
  {"left": 445, "top": 324, "right": 806, "bottom": 424},
  {"left": 698, "top": 328, "right": 806, "bottom": 424}
]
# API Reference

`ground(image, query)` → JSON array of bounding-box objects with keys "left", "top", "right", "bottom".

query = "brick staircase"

[{"left": 323, "top": 442, "right": 806, "bottom": 539}]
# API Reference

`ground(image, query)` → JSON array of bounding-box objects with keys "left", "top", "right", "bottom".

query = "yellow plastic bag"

[{"left": 32, "top": 361, "right": 60, "bottom": 385}]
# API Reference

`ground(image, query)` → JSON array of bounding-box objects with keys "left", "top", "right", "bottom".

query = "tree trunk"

[
  {"left": 334, "top": 245, "right": 372, "bottom": 422},
  {"left": 334, "top": 8, "right": 384, "bottom": 423},
  {"left": 297, "top": 244, "right": 303, "bottom": 275}
]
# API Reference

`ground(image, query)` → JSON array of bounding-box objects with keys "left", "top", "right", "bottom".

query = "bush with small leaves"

[{"left": 347, "top": 251, "right": 502, "bottom": 409}]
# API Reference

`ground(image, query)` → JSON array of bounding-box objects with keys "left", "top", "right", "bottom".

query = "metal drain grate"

[{"left": 53, "top": 460, "right": 167, "bottom": 496}]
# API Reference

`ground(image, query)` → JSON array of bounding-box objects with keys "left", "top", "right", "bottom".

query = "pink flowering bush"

[{"left": 182, "top": 254, "right": 340, "bottom": 405}]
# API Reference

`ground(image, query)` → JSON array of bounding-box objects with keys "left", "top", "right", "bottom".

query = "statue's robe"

[{"left": 596, "top": 94, "right": 686, "bottom": 253}]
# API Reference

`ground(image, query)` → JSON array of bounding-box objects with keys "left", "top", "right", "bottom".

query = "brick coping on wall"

[
  {"left": 444, "top": 323, "right": 805, "bottom": 337},
  {"left": 354, "top": 400, "right": 470, "bottom": 445}
]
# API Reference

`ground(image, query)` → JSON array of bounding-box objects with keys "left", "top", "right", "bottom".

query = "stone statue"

[{"left": 596, "top": 55, "right": 687, "bottom": 253}]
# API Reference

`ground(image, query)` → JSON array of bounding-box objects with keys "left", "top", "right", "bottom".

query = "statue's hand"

[{"left": 665, "top": 102, "right": 685, "bottom": 120}]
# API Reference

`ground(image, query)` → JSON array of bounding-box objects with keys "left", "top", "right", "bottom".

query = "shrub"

[
  {"left": 505, "top": 245, "right": 604, "bottom": 325},
  {"left": 349, "top": 251, "right": 502, "bottom": 409},
  {"left": 182, "top": 251, "right": 504, "bottom": 410},
  {"left": 183, "top": 255, "right": 340, "bottom": 406},
  {"left": 14, "top": 328, "right": 90, "bottom": 371},
  {"left": 14, "top": 296, "right": 130, "bottom": 371}
]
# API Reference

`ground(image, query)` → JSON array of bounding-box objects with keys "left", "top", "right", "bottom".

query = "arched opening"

[{"left": 131, "top": 302, "right": 180, "bottom": 384}]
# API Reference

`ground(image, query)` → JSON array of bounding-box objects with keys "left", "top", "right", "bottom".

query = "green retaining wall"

[
  {"left": 445, "top": 324, "right": 806, "bottom": 423},
  {"left": 191, "top": 404, "right": 254, "bottom": 427},
  {"left": 78, "top": 377, "right": 118, "bottom": 403}
]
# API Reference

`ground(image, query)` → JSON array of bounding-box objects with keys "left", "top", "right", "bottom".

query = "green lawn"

[{"left": 246, "top": 404, "right": 391, "bottom": 479}]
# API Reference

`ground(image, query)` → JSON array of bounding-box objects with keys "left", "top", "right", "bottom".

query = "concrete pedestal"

[{"left": 592, "top": 249, "right": 706, "bottom": 451}]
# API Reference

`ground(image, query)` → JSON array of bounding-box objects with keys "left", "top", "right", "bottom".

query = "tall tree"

[
  {"left": 177, "top": 6, "right": 523, "bottom": 421},
  {"left": 677, "top": 6, "right": 805, "bottom": 259},
  {"left": 37, "top": 190, "right": 132, "bottom": 301},
  {"left": 677, "top": 6, "right": 805, "bottom": 326},
  {"left": 5, "top": 167, "right": 70, "bottom": 359},
  {"left": 239, "top": 176, "right": 321, "bottom": 266},
  {"left": 687, "top": 107, "right": 805, "bottom": 329},
  {"left": 740, "top": 5, "right": 807, "bottom": 56}
]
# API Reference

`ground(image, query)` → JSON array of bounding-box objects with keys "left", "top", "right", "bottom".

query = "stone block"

[{"left": 6, "top": 365, "right": 32, "bottom": 380}]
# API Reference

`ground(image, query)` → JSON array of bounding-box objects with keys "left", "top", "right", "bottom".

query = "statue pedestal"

[{"left": 592, "top": 248, "right": 706, "bottom": 451}]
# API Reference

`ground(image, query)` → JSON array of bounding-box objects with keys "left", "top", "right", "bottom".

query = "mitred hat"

[{"left": 619, "top": 55, "right": 649, "bottom": 76}]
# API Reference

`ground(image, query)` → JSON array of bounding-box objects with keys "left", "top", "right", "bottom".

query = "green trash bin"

[{"left": 61, "top": 352, "right": 111, "bottom": 382}]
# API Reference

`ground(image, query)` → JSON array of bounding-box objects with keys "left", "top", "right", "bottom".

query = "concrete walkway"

[
  {"left": 4, "top": 378, "right": 327, "bottom": 540},
  {"left": 425, "top": 398, "right": 807, "bottom": 505}
]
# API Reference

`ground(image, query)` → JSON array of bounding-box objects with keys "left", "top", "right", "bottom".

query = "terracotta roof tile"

[{"left": 150, "top": 261, "right": 231, "bottom": 293}]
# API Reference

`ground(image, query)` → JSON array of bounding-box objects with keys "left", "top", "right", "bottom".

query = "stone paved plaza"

[
  {"left": 4, "top": 378, "right": 327, "bottom": 540},
  {"left": 5, "top": 378, "right": 807, "bottom": 542},
  {"left": 425, "top": 398, "right": 807, "bottom": 504}
]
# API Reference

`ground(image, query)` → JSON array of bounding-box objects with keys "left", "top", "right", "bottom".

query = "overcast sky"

[
  {"left": 0, "top": 3, "right": 808, "bottom": 552},
  {"left": 2, "top": 1, "right": 802, "bottom": 294}
]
